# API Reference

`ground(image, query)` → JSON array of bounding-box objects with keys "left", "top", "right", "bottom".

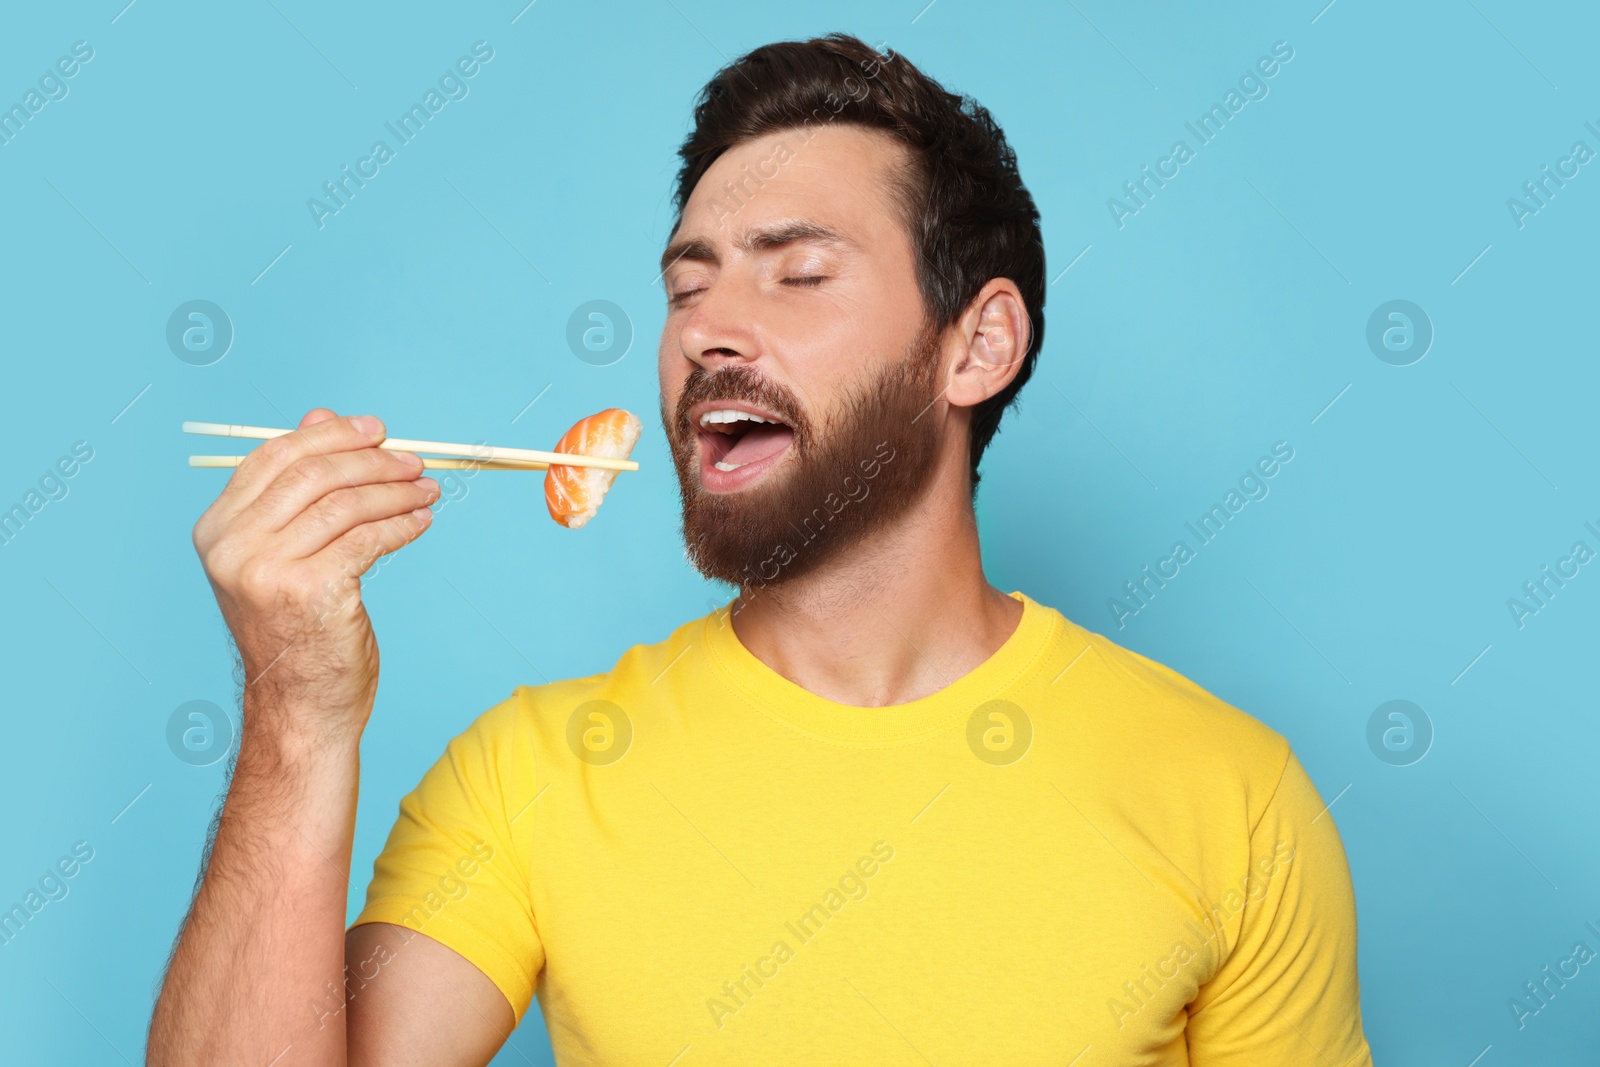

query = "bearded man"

[{"left": 149, "top": 33, "right": 1373, "bottom": 1067}]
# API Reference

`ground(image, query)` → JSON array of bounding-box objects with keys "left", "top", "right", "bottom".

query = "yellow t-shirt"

[{"left": 352, "top": 590, "right": 1372, "bottom": 1065}]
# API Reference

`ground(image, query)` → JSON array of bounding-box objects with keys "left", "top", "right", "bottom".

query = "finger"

[
  {"left": 314, "top": 506, "right": 436, "bottom": 586},
  {"left": 201, "top": 408, "right": 358, "bottom": 535},
  {"left": 246, "top": 445, "right": 427, "bottom": 535},
  {"left": 278, "top": 477, "right": 440, "bottom": 560},
  {"left": 223, "top": 412, "right": 396, "bottom": 512}
]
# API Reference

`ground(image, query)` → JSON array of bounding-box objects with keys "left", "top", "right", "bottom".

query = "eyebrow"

[{"left": 658, "top": 221, "right": 854, "bottom": 280}]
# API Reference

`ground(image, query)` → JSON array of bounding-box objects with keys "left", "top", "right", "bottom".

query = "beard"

[{"left": 663, "top": 321, "right": 946, "bottom": 595}]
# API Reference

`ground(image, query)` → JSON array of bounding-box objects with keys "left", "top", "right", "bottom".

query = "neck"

[{"left": 727, "top": 468, "right": 1022, "bottom": 708}]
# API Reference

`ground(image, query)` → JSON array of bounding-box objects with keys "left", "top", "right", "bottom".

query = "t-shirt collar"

[{"left": 699, "top": 590, "right": 1058, "bottom": 746}]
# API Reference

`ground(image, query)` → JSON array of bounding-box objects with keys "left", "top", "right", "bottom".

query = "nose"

[{"left": 677, "top": 275, "right": 761, "bottom": 371}]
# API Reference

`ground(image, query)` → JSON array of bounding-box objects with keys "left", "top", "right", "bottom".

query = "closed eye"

[{"left": 670, "top": 276, "right": 825, "bottom": 307}]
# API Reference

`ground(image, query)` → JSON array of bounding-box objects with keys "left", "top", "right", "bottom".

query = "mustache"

[{"left": 671, "top": 364, "right": 811, "bottom": 445}]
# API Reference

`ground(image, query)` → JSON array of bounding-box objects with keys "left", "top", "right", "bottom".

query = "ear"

[{"left": 943, "top": 279, "right": 1031, "bottom": 412}]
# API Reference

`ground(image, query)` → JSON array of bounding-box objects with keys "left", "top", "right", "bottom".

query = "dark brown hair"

[{"left": 669, "top": 32, "right": 1046, "bottom": 503}]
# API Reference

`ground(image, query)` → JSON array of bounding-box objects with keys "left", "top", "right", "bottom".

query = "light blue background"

[{"left": 2, "top": 1, "right": 1596, "bottom": 1063}]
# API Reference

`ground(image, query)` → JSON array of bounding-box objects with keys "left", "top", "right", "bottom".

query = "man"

[{"left": 149, "top": 33, "right": 1373, "bottom": 1066}]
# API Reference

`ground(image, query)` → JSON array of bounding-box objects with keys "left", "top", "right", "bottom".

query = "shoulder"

[
  {"left": 455, "top": 611, "right": 709, "bottom": 750},
  {"left": 1030, "top": 595, "right": 1293, "bottom": 813}
]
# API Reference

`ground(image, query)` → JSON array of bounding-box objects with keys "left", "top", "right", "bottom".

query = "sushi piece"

[{"left": 544, "top": 408, "right": 642, "bottom": 528}]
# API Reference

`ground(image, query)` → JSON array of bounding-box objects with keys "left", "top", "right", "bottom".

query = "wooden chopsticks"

[{"left": 183, "top": 421, "right": 639, "bottom": 473}]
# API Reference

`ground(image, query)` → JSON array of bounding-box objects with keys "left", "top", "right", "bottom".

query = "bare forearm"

[
  {"left": 148, "top": 717, "right": 361, "bottom": 1066},
  {"left": 160, "top": 409, "right": 436, "bottom": 1063}
]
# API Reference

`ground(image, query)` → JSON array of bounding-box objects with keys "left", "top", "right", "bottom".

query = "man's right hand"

[
  {"left": 151, "top": 410, "right": 504, "bottom": 1065},
  {"left": 190, "top": 407, "right": 439, "bottom": 742}
]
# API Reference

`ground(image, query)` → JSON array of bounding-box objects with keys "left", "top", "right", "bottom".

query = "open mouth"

[{"left": 694, "top": 406, "right": 796, "bottom": 490}]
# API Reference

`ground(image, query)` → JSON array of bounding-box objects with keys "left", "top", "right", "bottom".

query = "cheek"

[
  {"left": 657, "top": 344, "right": 679, "bottom": 404},
  {"left": 659, "top": 324, "right": 695, "bottom": 378},
  {"left": 812, "top": 274, "right": 917, "bottom": 360},
  {"left": 804, "top": 321, "right": 909, "bottom": 402}
]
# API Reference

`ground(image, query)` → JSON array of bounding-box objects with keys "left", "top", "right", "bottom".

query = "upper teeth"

[{"left": 699, "top": 409, "right": 771, "bottom": 427}]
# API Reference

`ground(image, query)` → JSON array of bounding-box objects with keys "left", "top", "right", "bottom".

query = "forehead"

[{"left": 669, "top": 124, "right": 914, "bottom": 258}]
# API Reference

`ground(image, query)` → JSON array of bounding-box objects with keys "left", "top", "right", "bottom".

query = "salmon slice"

[{"left": 544, "top": 408, "right": 642, "bottom": 529}]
